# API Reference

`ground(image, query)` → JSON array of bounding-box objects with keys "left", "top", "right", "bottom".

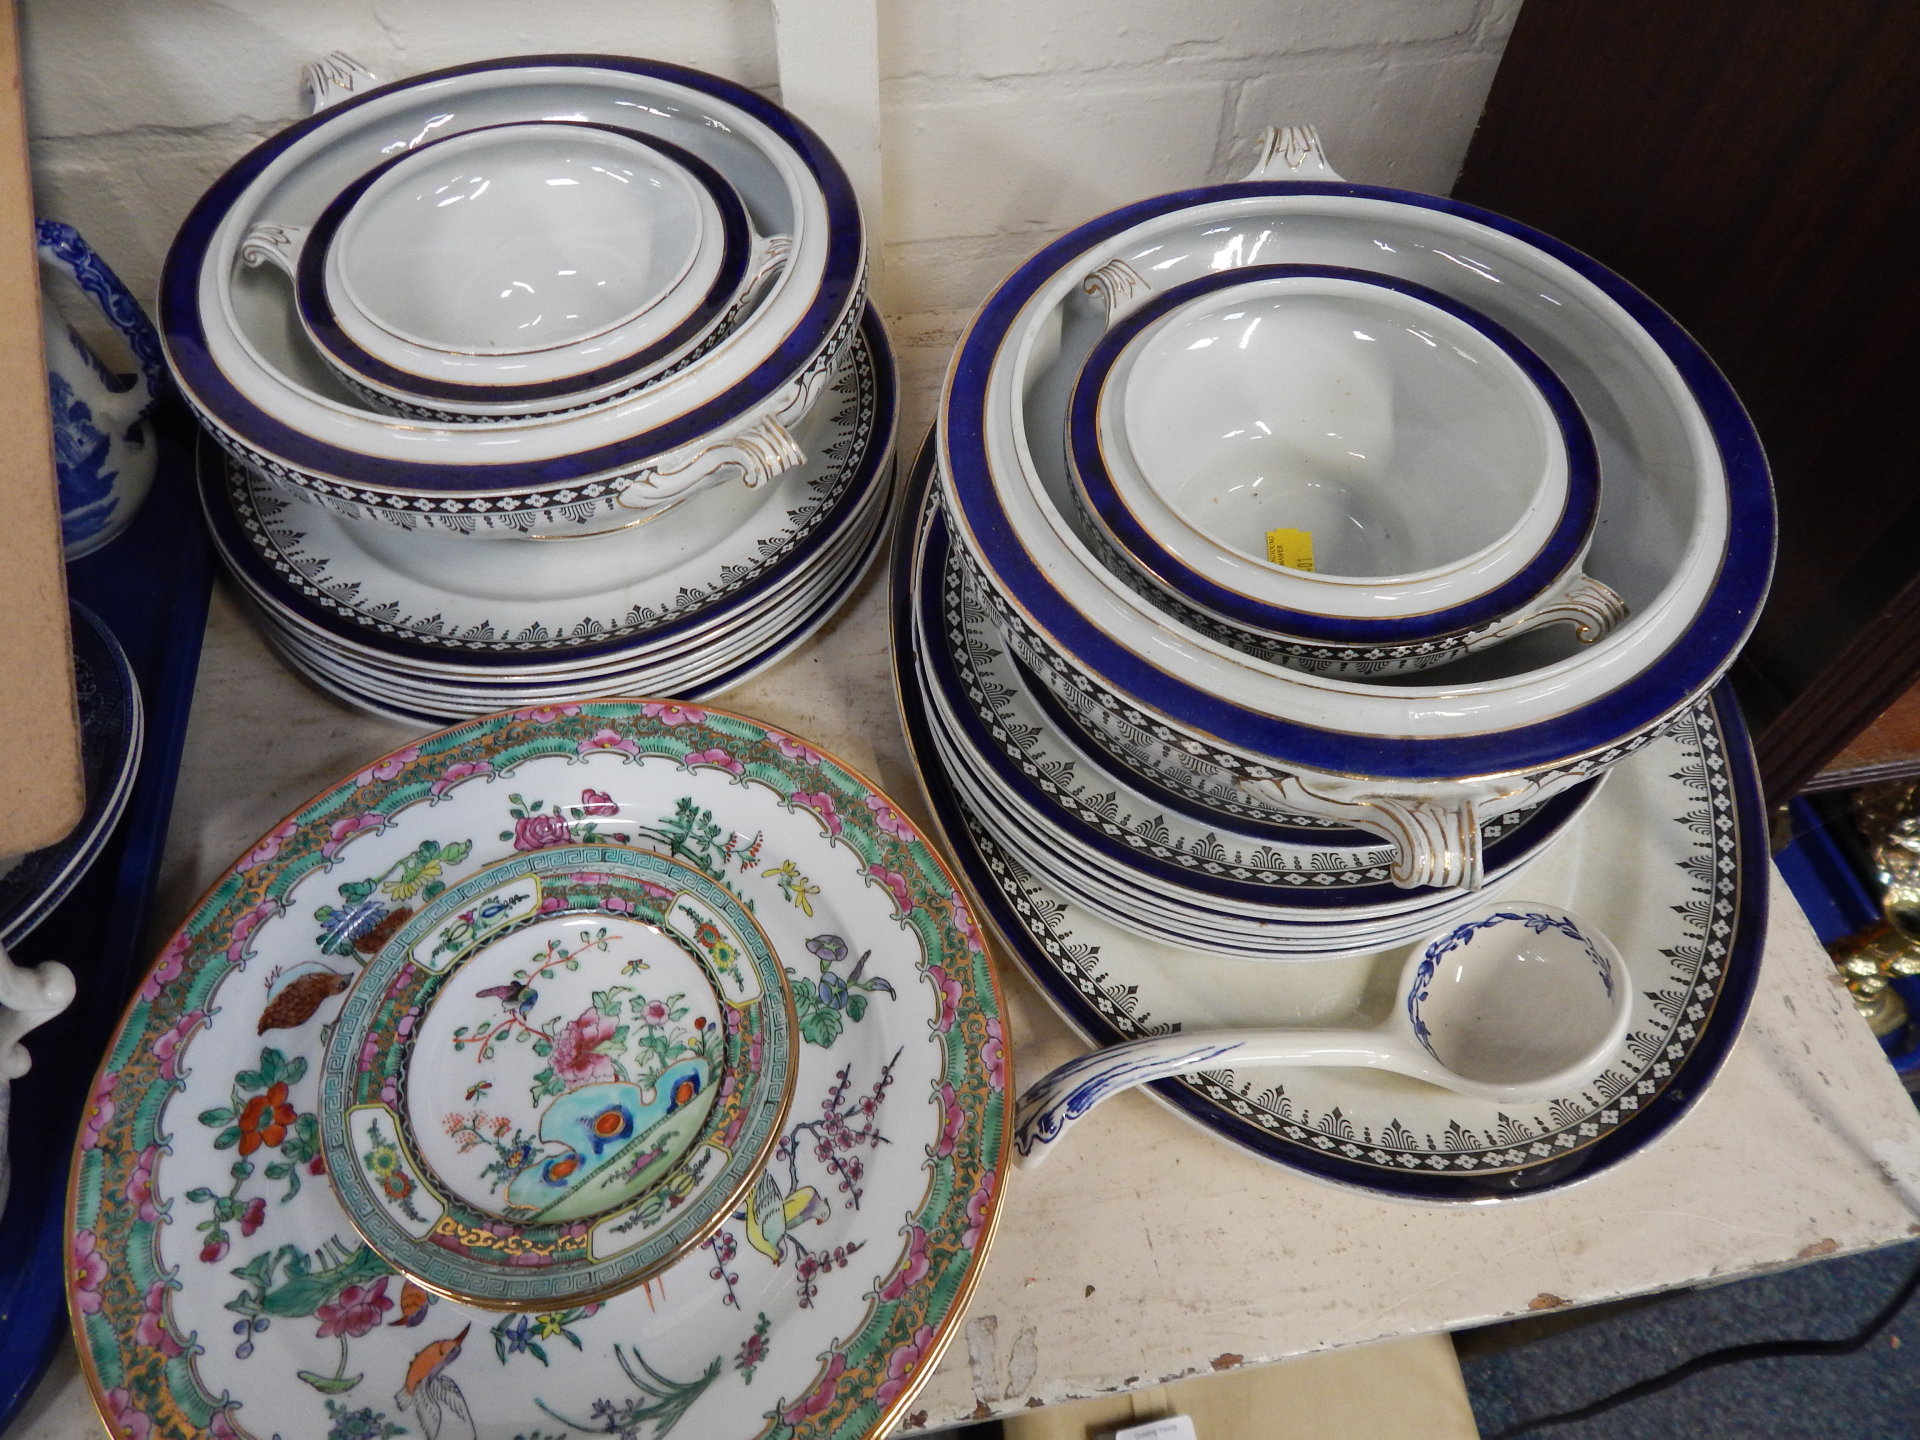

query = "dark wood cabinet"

[{"left": 1452, "top": 0, "right": 1920, "bottom": 800}]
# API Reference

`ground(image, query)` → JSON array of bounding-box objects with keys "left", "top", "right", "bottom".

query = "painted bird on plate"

[
  {"left": 396, "top": 1324, "right": 475, "bottom": 1440},
  {"left": 474, "top": 979, "right": 537, "bottom": 1016},
  {"left": 743, "top": 1169, "right": 831, "bottom": 1263},
  {"left": 256, "top": 964, "right": 349, "bottom": 1034}
]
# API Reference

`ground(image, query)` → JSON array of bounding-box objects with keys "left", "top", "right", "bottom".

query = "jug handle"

[{"left": 34, "top": 219, "right": 167, "bottom": 417}]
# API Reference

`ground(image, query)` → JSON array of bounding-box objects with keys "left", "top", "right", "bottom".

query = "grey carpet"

[{"left": 1459, "top": 1240, "right": 1920, "bottom": 1438}]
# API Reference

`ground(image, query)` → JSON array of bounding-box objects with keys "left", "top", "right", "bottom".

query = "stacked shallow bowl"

[
  {"left": 163, "top": 55, "right": 893, "bottom": 723},
  {"left": 909, "top": 125, "right": 1774, "bottom": 959}
]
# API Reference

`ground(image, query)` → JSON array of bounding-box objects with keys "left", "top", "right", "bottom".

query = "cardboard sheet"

[{"left": 0, "top": 3, "right": 83, "bottom": 855}]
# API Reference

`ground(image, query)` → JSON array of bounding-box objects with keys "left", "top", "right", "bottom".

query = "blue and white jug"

[{"left": 36, "top": 220, "right": 167, "bottom": 560}]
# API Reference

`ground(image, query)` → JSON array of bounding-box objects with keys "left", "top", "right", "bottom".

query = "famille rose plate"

[
  {"left": 319, "top": 843, "right": 800, "bottom": 1310},
  {"left": 891, "top": 437, "right": 1766, "bottom": 1202},
  {"left": 69, "top": 701, "right": 1009, "bottom": 1439}
]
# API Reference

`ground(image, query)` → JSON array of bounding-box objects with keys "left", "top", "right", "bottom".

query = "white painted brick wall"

[{"left": 18, "top": 0, "right": 1521, "bottom": 414}]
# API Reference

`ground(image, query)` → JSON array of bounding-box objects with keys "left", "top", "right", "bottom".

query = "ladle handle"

[{"left": 1014, "top": 1027, "right": 1398, "bottom": 1169}]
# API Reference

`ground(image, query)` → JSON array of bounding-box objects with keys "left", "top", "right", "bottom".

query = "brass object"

[{"left": 1827, "top": 780, "right": 1920, "bottom": 1030}]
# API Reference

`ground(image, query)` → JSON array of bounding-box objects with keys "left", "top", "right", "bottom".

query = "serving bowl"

[
  {"left": 162, "top": 55, "right": 866, "bottom": 537},
  {"left": 244, "top": 121, "right": 789, "bottom": 418},
  {"left": 939, "top": 126, "right": 1771, "bottom": 890},
  {"left": 1067, "top": 263, "right": 1624, "bottom": 674}
]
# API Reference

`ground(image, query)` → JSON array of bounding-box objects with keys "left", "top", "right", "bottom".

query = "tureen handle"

[
  {"left": 1242, "top": 124, "right": 1344, "bottom": 184},
  {"left": 613, "top": 416, "right": 807, "bottom": 513},
  {"left": 303, "top": 53, "right": 379, "bottom": 115},
  {"left": 0, "top": 943, "right": 75, "bottom": 1081},
  {"left": 1236, "top": 768, "right": 1588, "bottom": 892},
  {"left": 238, "top": 222, "right": 310, "bottom": 281},
  {"left": 1477, "top": 573, "right": 1632, "bottom": 648}
]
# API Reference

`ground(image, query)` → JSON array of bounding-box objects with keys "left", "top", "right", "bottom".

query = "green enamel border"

[{"left": 319, "top": 844, "right": 795, "bottom": 1308}]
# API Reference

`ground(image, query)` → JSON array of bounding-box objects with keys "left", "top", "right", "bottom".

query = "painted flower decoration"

[
  {"left": 135, "top": 1281, "right": 184, "bottom": 1357},
  {"left": 792, "top": 791, "right": 842, "bottom": 837},
  {"left": 879, "top": 1224, "right": 932, "bottom": 1302},
  {"left": 236, "top": 1081, "right": 297, "bottom": 1155},
  {"left": 152, "top": 1007, "right": 208, "bottom": 1082},
  {"left": 981, "top": 1015, "right": 1006, "bottom": 1093},
  {"left": 512, "top": 811, "right": 573, "bottom": 851},
  {"left": 865, "top": 794, "right": 916, "bottom": 841},
  {"left": 936, "top": 1082, "right": 966, "bottom": 1159},
  {"left": 927, "top": 965, "right": 964, "bottom": 1034},
  {"left": 239, "top": 1196, "right": 267, "bottom": 1237},
  {"left": 70, "top": 1229, "right": 107, "bottom": 1313},
  {"left": 867, "top": 863, "right": 914, "bottom": 916},
  {"left": 226, "top": 898, "right": 283, "bottom": 966},
  {"left": 774, "top": 733, "right": 823, "bottom": 764},
  {"left": 354, "top": 746, "right": 419, "bottom": 787},
  {"left": 102, "top": 1387, "right": 152, "bottom": 1440},
  {"left": 964, "top": 1169, "right": 998, "bottom": 1251},
  {"left": 874, "top": 1323, "right": 939, "bottom": 1408},
  {"left": 320, "top": 811, "right": 389, "bottom": 859},
  {"left": 315, "top": 1277, "right": 393, "bottom": 1338},
  {"left": 780, "top": 1352, "right": 847, "bottom": 1426},
  {"left": 952, "top": 899, "right": 985, "bottom": 955},
  {"left": 124, "top": 1145, "right": 162, "bottom": 1224},
  {"left": 641, "top": 998, "right": 672, "bottom": 1025},
  {"left": 550, "top": 1007, "right": 618, "bottom": 1087},
  {"left": 685, "top": 747, "right": 745, "bottom": 777},
  {"left": 578, "top": 727, "right": 640, "bottom": 757},
  {"left": 578, "top": 787, "right": 619, "bottom": 816},
  {"left": 643, "top": 701, "right": 707, "bottom": 726},
  {"left": 80, "top": 1072, "right": 118, "bottom": 1150},
  {"left": 515, "top": 704, "right": 581, "bottom": 723},
  {"left": 138, "top": 933, "right": 189, "bottom": 1002},
  {"left": 430, "top": 758, "right": 493, "bottom": 797},
  {"left": 240, "top": 818, "right": 298, "bottom": 871}
]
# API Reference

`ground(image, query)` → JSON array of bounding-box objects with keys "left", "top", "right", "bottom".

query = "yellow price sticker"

[{"left": 1266, "top": 528, "right": 1315, "bottom": 572}]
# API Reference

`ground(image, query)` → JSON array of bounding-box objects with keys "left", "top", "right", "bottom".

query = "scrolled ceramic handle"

[
  {"left": 303, "top": 52, "right": 378, "bottom": 114},
  {"left": 614, "top": 416, "right": 806, "bottom": 512},
  {"left": 1238, "top": 774, "right": 1492, "bottom": 891},
  {"left": 0, "top": 944, "right": 75, "bottom": 1081},
  {"left": 239, "top": 223, "right": 311, "bottom": 281},
  {"left": 1242, "top": 123, "right": 1345, "bottom": 183},
  {"left": 1487, "top": 573, "right": 1632, "bottom": 646}
]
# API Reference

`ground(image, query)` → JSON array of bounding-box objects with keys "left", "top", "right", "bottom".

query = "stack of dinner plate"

[{"left": 162, "top": 55, "right": 893, "bottom": 722}]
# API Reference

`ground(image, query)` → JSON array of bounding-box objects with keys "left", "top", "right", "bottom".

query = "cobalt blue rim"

[
  {"left": 160, "top": 53, "right": 862, "bottom": 494},
  {"left": 942, "top": 179, "right": 1774, "bottom": 782},
  {"left": 1066, "top": 263, "right": 1602, "bottom": 644},
  {"left": 914, "top": 490, "right": 1597, "bottom": 912},
  {"left": 897, "top": 425, "right": 1768, "bottom": 1200},
  {"left": 297, "top": 121, "right": 756, "bottom": 406},
  {"left": 199, "top": 305, "right": 893, "bottom": 670}
]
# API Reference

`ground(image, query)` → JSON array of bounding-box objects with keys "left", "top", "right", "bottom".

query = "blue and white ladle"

[{"left": 1013, "top": 901, "right": 1633, "bottom": 1168}]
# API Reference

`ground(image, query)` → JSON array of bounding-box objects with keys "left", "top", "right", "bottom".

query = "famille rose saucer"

[
  {"left": 320, "top": 843, "right": 799, "bottom": 1310},
  {"left": 891, "top": 436, "right": 1766, "bottom": 1202},
  {"left": 69, "top": 701, "right": 1008, "bottom": 1439}
]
